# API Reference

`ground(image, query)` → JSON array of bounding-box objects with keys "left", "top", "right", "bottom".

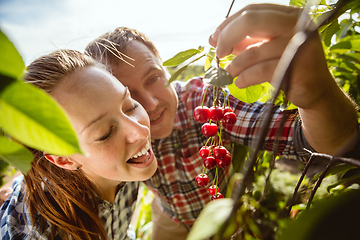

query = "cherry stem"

[
  {"left": 205, "top": 138, "right": 211, "bottom": 147},
  {"left": 218, "top": 130, "right": 223, "bottom": 146},
  {"left": 215, "top": 167, "right": 219, "bottom": 194},
  {"left": 202, "top": 84, "right": 210, "bottom": 107},
  {"left": 215, "top": 87, "right": 220, "bottom": 107},
  {"left": 212, "top": 167, "right": 219, "bottom": 190},
  {"left": 221, "top": 89, "right": 229, "bottom": 109},
  {"left": 211, "top": 137, "right": 215, "bottom": 149}
]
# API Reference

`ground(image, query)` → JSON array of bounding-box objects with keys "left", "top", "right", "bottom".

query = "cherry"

[
  {"left": 224, "top": 106, "right": 233, "bottom": 113},
  {"left": 195, "top": 173, "right": 209, "bottom": 187},
  {"left": 223, "top": 112, "right": 236, "bottom": 125},
  {"left": 213, "top": 146, "right": 227, "bottom": 160},
  {"left": 208, "top": 185, "right": 219, "bottom": 195},
  {"left": 193, "top": 106, "right": 210, "bottom": 123},
  {"left": 204, "top": 156, "right": 216, "bottom": 169},
  {"left": 199, "top": 146, "right": 210, "bottom": 159},
  {"left": 216, "top": 153, "right": 232, "bottom": 168},
  {"left": 209, "top": 106, "right": 224, "bottom": 122},
  {"left": 211, "top": 192, "right": 224, "bottom": 201},
  {"left": 201, "top": 123, "right": 218, "bottom": 137}
]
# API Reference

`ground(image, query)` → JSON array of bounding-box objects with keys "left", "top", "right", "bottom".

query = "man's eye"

[
  {"left": 97, "top": 125, "right": 114, "bottom": 142},
  {"left": 147, "top": 76, "right": 159, "bottom": 85}
]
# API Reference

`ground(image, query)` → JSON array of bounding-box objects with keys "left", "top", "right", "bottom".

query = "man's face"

[{"left": 111, "top": 41, "right": 178, "bottom": 140}]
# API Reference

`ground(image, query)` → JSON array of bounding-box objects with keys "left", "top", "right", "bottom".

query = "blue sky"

[{"left": 0, "top": 0, "right": 289, "bottom": 66}]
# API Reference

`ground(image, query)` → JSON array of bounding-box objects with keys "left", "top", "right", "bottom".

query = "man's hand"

[{"left": 209, "top": 4, "right": 358, "bottom": 155}]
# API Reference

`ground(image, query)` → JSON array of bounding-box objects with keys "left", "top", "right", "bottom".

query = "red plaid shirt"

[{"left": 144, "top": 77, "right": 299, "bottom": 228}]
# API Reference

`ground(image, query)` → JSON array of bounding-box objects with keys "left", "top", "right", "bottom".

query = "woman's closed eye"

[
  {"left": 126, "top": 103, "right": 139, "bottom": 113},
  {"left": 97, "top": 125, "right": 114, "bottom": 142},
  {"left": 96, "top": 103, "right": 138, "bottom": 142}
]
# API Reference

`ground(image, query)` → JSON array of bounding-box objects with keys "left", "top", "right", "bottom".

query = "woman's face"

[{"left": 50, "top": 66, "right": 157, "bottom": 189}]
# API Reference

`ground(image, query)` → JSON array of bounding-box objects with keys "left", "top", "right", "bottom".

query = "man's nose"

[{"left": 135, "top": 92, "right": 158, "bottom": 112}]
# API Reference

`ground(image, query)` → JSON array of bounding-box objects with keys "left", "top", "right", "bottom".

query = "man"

[{"left": 84, "top": 4, "right": 359, "bottom": 239}]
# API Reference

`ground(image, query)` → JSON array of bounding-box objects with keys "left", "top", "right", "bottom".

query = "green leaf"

[
  {"left": 204, "top": 48, "right": 215, "bottom": 72},
  {"left": 0, "top": 73, "right": 15, "bottom": 93},
  {"left": 337, "top": 52, "right": 360, "bottom": 65},
  {"left": 330, "top": 35, "right": 360, "bottom": 52},
  {"left": 320, "top": 20, "right": 340, "bottom": 47},
  {"left": 204, "top": 67, "right": 233, "bottom": 87},
  {"left": 163, "top": 47, "right": 203, "bottom": 66},
  {"left": 0, "top": 81, "right": 82, "bottom": 156},
  {"left": 166, "top": 53, "right": 205, "bottom": 86},
  {"left": 0, "top": 30, "right": 25, "bottom": 81},
  {"left": 187, "top": 198, "right": 234, "bottom": 240},
  {"left": 326, "top": 174, "right": 360, "bottom": 192},
  {"left": 336, "top": 18, "right": 353, "bottom": 41},
  {"left": 231, "top": 142, "right": 249, "bottom": 173},
  {"left": 289, "top": 0, "right": 304, "bottom": 7},
  {"left": 318, "top": 0, "right": 360, "bottom": 27},
  {"left": 0, "top": 136, "right": 33, "bottom": 174},
  {"left": 313, "top": 163, "right": 356, "bottom": 181},
  {"left": 228, "top": 81, "right": 263, "bottom": 103},
  {"left": 278, "top": 190, "right": 360, "bottom": 240}
]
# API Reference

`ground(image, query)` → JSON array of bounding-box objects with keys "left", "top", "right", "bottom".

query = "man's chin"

[{"left": 150, "top": 125, "right": 173, "bottom": 140}]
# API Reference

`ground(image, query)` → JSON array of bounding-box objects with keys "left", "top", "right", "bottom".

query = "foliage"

[
  {"left": 134, "top": 184, "right": 154, "bottom": 240},
  {"left": 0, "top": 30, "right": 82, "bottom": 177}
]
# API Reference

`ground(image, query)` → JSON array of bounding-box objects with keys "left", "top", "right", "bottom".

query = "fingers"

[
  {"left": 217, "top": 10, "right": 298, "bottom": 58},
  {"left": 234, "top": 59, "right": 278, "bottom": 89},
  {"left": 0, "top": 187, "right": 13, "bottom": 205},
  {"left": 225, "top": 35, "right": 290, "bottom": 85},
  {"left": 209, "top": 4, "right": 301, "bottom": 59},
  {"left": 210, "top": 4, "right": 299, "bottom": 44}
]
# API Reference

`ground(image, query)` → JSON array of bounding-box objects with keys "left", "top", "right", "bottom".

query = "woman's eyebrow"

[
  {"left": 80, "top": 113, "right": 108, "bottom": 134},
  {"left": 80, "top": 87, "right": 128, "bottom": 134}
]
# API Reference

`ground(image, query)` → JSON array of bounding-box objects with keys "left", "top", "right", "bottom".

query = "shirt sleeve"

[
  {"left": 220, "top": 89, "right": 299, "bottom": 158},
  {"left": 294, "top": 119, "right": 360, "bottom": 161},
  {"left": 0, "top": 176, "right": 32, "bottom": 240}
]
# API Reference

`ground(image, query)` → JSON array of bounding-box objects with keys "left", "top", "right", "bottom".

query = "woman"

[{"left": 0, "top": 50, "right": 157, "bottom": 240}]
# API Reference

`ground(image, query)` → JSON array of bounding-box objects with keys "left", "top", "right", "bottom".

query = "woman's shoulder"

[{"left": 0, "top": 175, "right": 34, "bottom": 239}]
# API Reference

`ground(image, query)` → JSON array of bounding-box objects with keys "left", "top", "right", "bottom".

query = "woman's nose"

[{"left": 122, "top": 117, "right": 149, "bottom": 144}]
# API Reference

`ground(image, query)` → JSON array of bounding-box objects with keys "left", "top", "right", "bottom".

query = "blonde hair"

[{"left": 23, "top": 50, "right": 107, "bottom": 240}]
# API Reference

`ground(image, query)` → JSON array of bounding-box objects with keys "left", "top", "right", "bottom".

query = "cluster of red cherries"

[{"left": 193, "top": 104, "right": 237, "bottom": 200}]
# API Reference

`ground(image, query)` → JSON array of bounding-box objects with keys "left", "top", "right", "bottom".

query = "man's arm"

[{"left": 209, "top": 4, "right": 358, "bottom": 155}]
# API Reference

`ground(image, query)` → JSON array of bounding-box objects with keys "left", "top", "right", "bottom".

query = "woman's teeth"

[{"left": 130, "top": 142, "right": 150, "bottom": 159}]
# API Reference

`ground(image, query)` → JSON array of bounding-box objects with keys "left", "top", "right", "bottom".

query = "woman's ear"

[{"left": 44, "top": 153, "right": 80, "bottom": 171}]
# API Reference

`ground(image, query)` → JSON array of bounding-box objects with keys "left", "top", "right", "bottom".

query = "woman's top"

[{"left": 0, "top": 175, "right": 139, "bottom": 240}]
